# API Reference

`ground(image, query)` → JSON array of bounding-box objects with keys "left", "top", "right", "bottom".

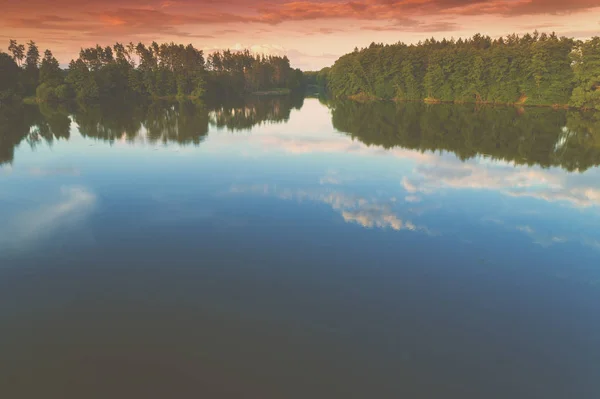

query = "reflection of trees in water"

[
  {"left": 72, "top": 100, "right": 212, "bottom": 145},
  {"left": 209, "top": 94, "right": 304, "bottom": 131},
  {"left": 2, "top": 96, "right": 599, "bottom": 172},
  {"left": 142, "top": 101, "right": 209, "bottom": 145},
  {"left": 0, "top": 95, "right": 302, "bottom": 164},
  {"left": 329, "top": 101, "right": 600, "bottom": 172},
  {"left": 0, "top": 104, "right": 28, "bottom": 165},
  {"left": 74, "top": 101, "right": 145, "bottom": 143},
  {"left": 72, "top": 95, "right": 303, "bottom": 143},
  {"left": 0, "top": 103, "right": 71, "bottom": 164},
  {"left": 558, "top": 113, "right": 600, "bottom": 172}
]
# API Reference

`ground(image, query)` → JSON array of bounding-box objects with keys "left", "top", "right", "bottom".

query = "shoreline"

[
  {"left": 340, "top": 94, "right": 589, "bottom": 110},
  {"left": 21, "top": 89, "right": 297, "bottom": 105},
  {"left": 252, "top": 88, "right": 292, "bottom": 96}
]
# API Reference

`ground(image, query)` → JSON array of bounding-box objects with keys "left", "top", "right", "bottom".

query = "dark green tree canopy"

[
  {"left": 0, "top": 52, "right": 21, "bottom": 102},
  {"left": 3, "top": 39, "right": 306, "bottom": 104},
  {"left": 322, "top": 33, "right": 599, "bottom": 109}
]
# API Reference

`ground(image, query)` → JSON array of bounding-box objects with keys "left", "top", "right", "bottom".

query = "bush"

[
  {"left": 36, "top": 83, "right": 57, "bottom": 103},
  {"left": 36, "top": 83, "right": 72, "bottom": 103},
  {"left": 54, "top": 84, "right": 73, "bottom": 101}
]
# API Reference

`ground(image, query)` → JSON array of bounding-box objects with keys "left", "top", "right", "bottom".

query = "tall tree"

[
  {"left": 0, "top": 52, "right": 21, "bottom": 102},
  {"left": 25, "top": 41, "right": 40, "bottom": 69},
  {"left": 36, "top": 49, "right": 67, "bottom": 102},
  {"left": 8, "top": 39, "right": 25, "bottom": 66},
  {"left": 23, "top": 41, "right": 41, "bottom": 96},
  {"left": 39, "top": 50, "right": 62, "bottom": 86}
]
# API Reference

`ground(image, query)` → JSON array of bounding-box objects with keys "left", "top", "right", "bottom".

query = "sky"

[{"left": 1, "top": 0, "right": 599, "bottom": 70}]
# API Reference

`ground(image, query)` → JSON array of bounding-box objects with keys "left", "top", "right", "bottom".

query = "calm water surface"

[{"left": 1, "top": 97, "right": 600, "bottom": 398}]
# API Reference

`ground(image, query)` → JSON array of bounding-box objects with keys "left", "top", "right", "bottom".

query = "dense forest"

[
  {"left": 311, "top": 33, "right": 600, "bottom": 109},
  {"left": 3, "top": 33, "right": 599, "bottom": 109},
  {"left": 0, "top": 40, "right": 305, "bottom": 104}
]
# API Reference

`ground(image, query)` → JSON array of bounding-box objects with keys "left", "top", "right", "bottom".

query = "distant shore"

[
  {"left": 343, "top": 93, "right": 587, "bottom": 110},
  {"left": 252, "top": 88, "right": 292, "bottom": 96}
]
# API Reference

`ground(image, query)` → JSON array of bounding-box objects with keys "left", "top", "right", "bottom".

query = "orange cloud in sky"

[
  {"left": 1, "top": 0, "right": 599, "bottom": 69},
  {"left": 100, "top": 16, "right": 127, "bottom": 26}
]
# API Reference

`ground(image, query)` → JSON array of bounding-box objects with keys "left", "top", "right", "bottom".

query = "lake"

[{"left": 1, "top": 96, "right": 600, "bottom": 398}]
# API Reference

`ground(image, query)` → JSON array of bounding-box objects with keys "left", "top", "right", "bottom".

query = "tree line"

[
  {"left": 0, "top": 40, "right": 305, "bottom": 104},
  {"left": 312, "top": 32, "right": 600, "bottom": 110}
]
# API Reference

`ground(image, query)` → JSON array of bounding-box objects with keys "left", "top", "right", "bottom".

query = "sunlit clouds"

[
  {"left": 205, "top": 100, "right": 600, "bottom": 211},
  {"left": 403, "top": 155, "right": 600, "bottom": 209},
  {"left": 198, "top": 97, "right": 600, "bottom": 251},
  {"left": 228, "top": 183, "right": 429, "bottom": 233}
]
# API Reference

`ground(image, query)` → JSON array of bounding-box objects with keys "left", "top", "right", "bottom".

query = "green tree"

[
  {"left": 324, "top": 32, "right": 589, "bottom": 107},
  {"left": 39, "top": 49, "right": 62, "bottom": 86},
  {"left": 467, "top": 55, "right": 486, "bottom": 102},
  {"left": 8, "top": 39, "right": 25, "bottom": 66},
  {"left": 424, "top": 62, "right": 445, "bottom": 100},
  {"left": 36, "top": 49, "right": 69, "bottom": 103},
  {"left": 570, "top": 37, "right": 600, "bottom": 110},
  {"left": 22, "top": 41, "right": 41, "bottom": 96},
  {"left": 396, "top": 59, "right": 421, "bottom": 100},
  {"left": 0, "top": 52, "right": 21, "bottom": 103}
]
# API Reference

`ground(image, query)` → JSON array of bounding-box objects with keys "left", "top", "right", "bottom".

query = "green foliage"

[
  {"left": 570, "top": 37, "right": 600, "bottom": 110},
  {"left": 3, "top": 40, "right": 304, "bottom": 104},
  {"left": 396, "top": 60, "right": 421, "bottom": 100},
  {"left": 36, "top": 49, "right": 66, "bottom": 103},
  {"left": 0, "top": 52, "right": 21, "bottom": 102},
  {"left": 8, "top": 39, "right": 25, "bottom": 67},
  {"left": 326, "top": 33, "right": 598, "bottom": 108},
  {"left": 39, "top": 50, "right": 63, "bottom": 86},
  {"left": 36, "top": 83, "right": 72, "bottom": 103},
  {"left": 66, "top": 59, "right": 100, "bottom": 101},
  {"left": 206, "top": 50, "right": 303, "bottom": 98},
  {"left": 22, "top": 41, "right": 40, "bottom": 96},
  {"left": 61, "top": 42, "right": 304, "bottom": 101},
  {"left": 303, "top": 67, "right": 331, "bottom": 96},
  {"left": 35, "top": 83, "right": 56, "bottom": 103}
]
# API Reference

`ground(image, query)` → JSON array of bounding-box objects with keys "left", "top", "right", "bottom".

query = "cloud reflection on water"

[
  {"left": 218, "top": 125, "right": 600, "bottom": 210},
  {"left": 0, "top": 186, "right": 96, "bottom": 250},
  {"left": 229, "top": 184, "right": 430, "bottom": 233}
]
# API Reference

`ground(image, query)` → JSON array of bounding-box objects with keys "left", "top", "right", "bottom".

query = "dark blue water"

[{"left": 1, "top": 98, "right": 599, "bottom": 398}]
